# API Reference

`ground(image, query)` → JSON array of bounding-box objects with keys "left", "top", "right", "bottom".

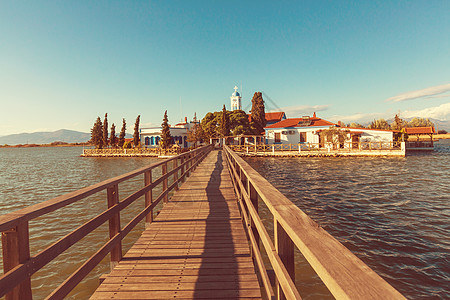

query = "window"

[
  {"left": 299, "top": 132, "right": 307, "bottom": 143},
  {"left": 275, "top": 132, "right": 281, "bottom": 143}
]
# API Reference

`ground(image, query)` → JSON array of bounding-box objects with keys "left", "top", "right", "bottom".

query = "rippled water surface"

[
  {"left": 0, "top": 146, "right": 164, "bottom": 299},
  {"left": 245, "top": 140, "right": 450, "bottom": 299}
]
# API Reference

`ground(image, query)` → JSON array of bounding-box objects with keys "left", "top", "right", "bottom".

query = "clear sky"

[{"left": 1, "top": 1, "right": 449, "bottom": 135}]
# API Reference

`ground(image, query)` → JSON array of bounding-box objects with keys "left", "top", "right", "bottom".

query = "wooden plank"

[
  {"left": 102, "top": 273, "right": 259, "bottom": 283},
  {"left": 90, "top": 290, "right": 261, "bottom": 299},
  {"left": 96, "top": 281, "right": 258, "bottom": 291},
  {"left": 97, "top": 281, "right": 259, "bottom": 292}
]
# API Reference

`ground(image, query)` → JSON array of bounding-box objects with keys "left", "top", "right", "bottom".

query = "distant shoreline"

[{"left": 0, "top": 142, "right": 89, "bottom": 148}]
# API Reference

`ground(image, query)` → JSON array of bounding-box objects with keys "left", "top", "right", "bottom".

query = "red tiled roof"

[
  {"left": 405, "top": 127, "right": 436, "bottom": 135},
  {"left": 265, "top": 112, "right": 285, "bottom": 122},
  {"left": 265, "top": 117, "right": 336, "bottom": 129},
  {"left": 248, "top": 112, "right": 286, "bottom": 123}
]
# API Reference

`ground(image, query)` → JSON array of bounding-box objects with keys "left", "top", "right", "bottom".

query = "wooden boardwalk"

[{"left": 90, "top": 150, "right": 262, "bottom": 299}]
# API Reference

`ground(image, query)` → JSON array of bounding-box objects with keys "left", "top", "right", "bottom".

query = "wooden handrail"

[
  {"left": 223, "top": 145, "right": 405, "bottom": 300},
  {"left": 228, "top": 141, "right": 403, "bottom": 153},
  {"left": 0, "top": 145, "right": 212, "bottom": 299}
]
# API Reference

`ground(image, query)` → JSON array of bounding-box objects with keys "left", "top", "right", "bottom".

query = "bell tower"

[{"left": 230, "top": 86, "right": 242, "bottom": 111}]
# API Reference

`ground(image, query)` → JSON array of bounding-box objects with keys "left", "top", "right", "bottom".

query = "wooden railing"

[
  {"left": 228, "top": 141, "right": 402, "bottom": 153},
  {"left": 406, "top": 141, "right": 434, "bottom": 148},
  {"left": 231, "top": 142, "right": 403, "bottom": 153},
  {"left": 0, "top": 145, "right": 212, "bottom": 300},
  {"left": 82, "top": 147, "right": 180, "bottom": 156},
  {"left": 223, "top": 145, "right": 405, "bottom": 300}
]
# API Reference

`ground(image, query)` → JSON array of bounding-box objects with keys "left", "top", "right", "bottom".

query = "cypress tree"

[
  {"left": 102, "top": 113, "right": 109, "bottom": 147},
  {"left": 250, "top": 92, "right": 266, "bottom": 135},
  {"left": 110, "top": 123, "right": 117, "bottom": 148},
  {"left": 161, "top": 110, "right": 172, "bottom": 149},
  {"left": 133, "top": 115, "right": 140, "bottom": 147},
  {"left": 118, "top": 118, "right": 126, "bottom": 148},
  {"left": 90, "top": 117, "right": 103, "bottom": 149},
  {"left": 219, "top": 105, "right": 230, "bottom": 137}
]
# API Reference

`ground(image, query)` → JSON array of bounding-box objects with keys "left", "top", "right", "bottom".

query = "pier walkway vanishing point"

[{"left": 0, "top": 145, "right": 406, "bottom": 299}]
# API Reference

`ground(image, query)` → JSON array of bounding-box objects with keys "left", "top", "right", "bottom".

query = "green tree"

[
  {"left": 110, "top": 123, "right": 117, "bottom": 148},
  {"left": 219, "top": 105, "right": 230, "bottom": 137},
  {"left": 250, "top": 92, "right": 266, "bottom": 134},
  {"left": 123, "top": 140, "right": 132, "bottom": 149},
  {"left": 347, "top": 122, "right": 366, "bottom": 128},
  {"left": 118, "top": 118, "right": 126, "bottom": 148},
  {"left": 320, "top": 127, "right": 350, "bottom": 149},
  {"left": 200, "top": 112, "right": 218, "bottom": 142},
  {"left": 368, "top": 119, "right": 391, "bottom": 130},
  {"left": 133, "top": 115, "right": 140, "bottom": 147},
  {"left": 102, "top": 113, "right": 109, "bottom": 147},
  {"left": 391, "top": 114, "right": 405, "bottom": 131},
  {"left": 187, "top": 123, "right": 204, "bottom": 147},
  {"left": 229, "top": 110, "right": 251, "bottom": 135},
  {"left": 90, "top": 117, "right": 103, "bottom": 149},
  {"left": 406, "top": 117, "right": 434, "bottom": 128},
  {"left": 161, "top": 110, "right": 172, "bottom": 149}
]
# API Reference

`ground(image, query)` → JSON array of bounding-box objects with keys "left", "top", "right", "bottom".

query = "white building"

[
  {"left": 230, "top": 86, "right": 242, "bottom": 111},
  {"left": 264, "top": 113, "right": 395, "bottom": 147},
  {"left": 140, "top": 117, "right": 198, "bottom": 149}
]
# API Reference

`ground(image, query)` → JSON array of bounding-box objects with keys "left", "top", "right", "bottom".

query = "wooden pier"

[
  {"left": 90, "top": 150, "right": 261, "bottom": 299},
  {"left": 0, "top": 145, "right": 406, "bottom": 299}
]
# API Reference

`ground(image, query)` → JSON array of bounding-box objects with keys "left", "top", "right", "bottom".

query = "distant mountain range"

[
  {"left": 428, "top": 118, "right": 450, "bottom": 131},
  {"left": 0, "top": 129, "right": 91, "bottom": 145},
  {"left": 0, "top": 129, "right": 135, "bottom": 145}
]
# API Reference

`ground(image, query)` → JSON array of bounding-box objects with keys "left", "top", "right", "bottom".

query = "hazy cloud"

[
  {"left": 402, "top": 102, "right": 450, "bottom": 121},
  {"left": 275, "top": 105, "right": 329, "bottom": 118},
  {"left": 327, "top": 112, "right": 387, "bottom": 124},
  {"left": 141, "top": 122, "right": 158, "bottom": 128},
  {"left": 385, "top": 83, "right": 450, "bottom": 102}
]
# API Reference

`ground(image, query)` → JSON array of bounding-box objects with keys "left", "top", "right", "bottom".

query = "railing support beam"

[
  {"left": 107, "top": 184, "right": 122, "bottom": 270},
  {"left": 173, "top": 158, "right": 179, "bottom": 191},
  {"left": 275, "top": 219, "right": 295, "bottom": 300},
  {"left": 249, "top": 182, "right": 260, "bottom": 258},
  {"left": 162, "top": 163, "right": 168, "bottom": 203},
  {"left": 144, "top": 170, "right": 153, "bottom": 228},
  {"left": 1, "top": 223, "right": 32, "bottom": 300}
]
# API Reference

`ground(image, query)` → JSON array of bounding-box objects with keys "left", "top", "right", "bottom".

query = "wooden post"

[
  {"left": 180, "top": 155, "right": 185, "bottom": 181},
  {"left": 107, "top": 184, "right": 122, "bottom": 270},
  {"left": 144, "top": 170, "right": 153, "bottom": 228},
  {"left": 173, "top": 158, "right": 179, "bottom": 191},
  {"left": 186, "top": 153, "right": 190, "bottom": 177},
  {"left": 1, "top": 223, "right": 32, "bottom": 300},
  {"left": 275, "top": 219, "right": 295, "bottom": 300},
  {"left": 162, "top": 162, "right": 168, "bottom": 203},
  {"left": 248, "top": 182, "right": 260, "bottom": 258}
]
